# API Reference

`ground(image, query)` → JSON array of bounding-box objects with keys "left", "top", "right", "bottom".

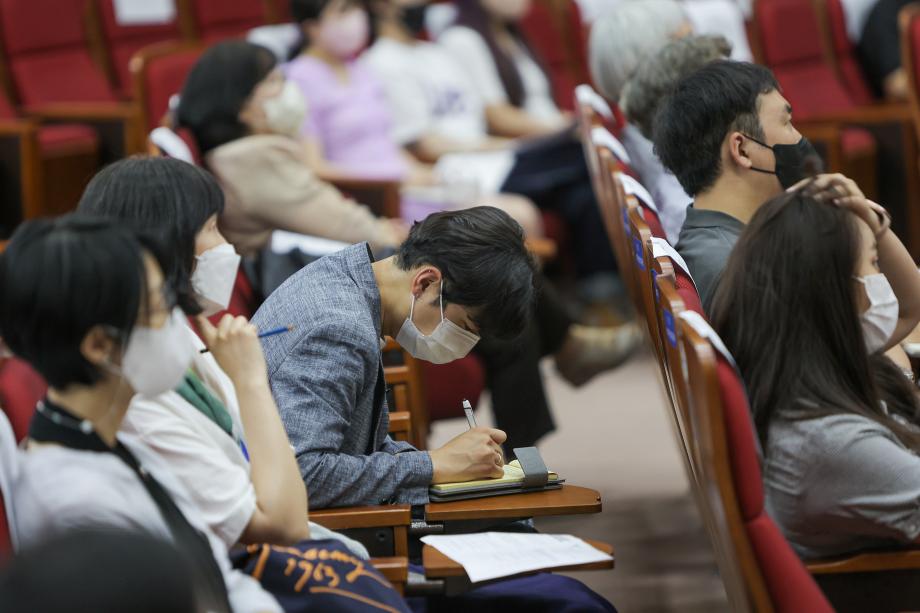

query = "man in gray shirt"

[
  {"left": 253, "top": 207, "right": 537, "bottom": 509},
  {"left": 654, "top": 60, "right": 821, "bottom": 310}
]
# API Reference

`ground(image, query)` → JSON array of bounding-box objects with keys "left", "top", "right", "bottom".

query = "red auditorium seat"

[
  {"left": 751, "top": 0, "right": 877, "bottom": 185},
  {"left": 519, "top": 0, "right": 591, "bottom": 112},
  {"left": 179, "top": 0, "right": 267, "bottom": 43},
  {"left": 90, "top": 0, "right": 184, "bottom": 98},
  {"left": 0, "top": 0, "right": 144, "bottom": 162},
  {"left": 129, "top": 41, "right": 205, "bottom": 135},
  {"left": 679, "top": 314, "right": 835, "bottom": 612},
  {"left": 0, "top": 357, "right": 45, "bottom": 443}
]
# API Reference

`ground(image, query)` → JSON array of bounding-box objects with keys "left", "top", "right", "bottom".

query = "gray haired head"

[
  {"left": 588, "top": 0, "right": 688, "bottom": 102},
  {"left": 622, "top": 35, "right": 733, "bottom": 140}
]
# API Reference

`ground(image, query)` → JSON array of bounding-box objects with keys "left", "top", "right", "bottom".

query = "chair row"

[{"left": 577, "top": 82, "right": 920, "bottom": 612}]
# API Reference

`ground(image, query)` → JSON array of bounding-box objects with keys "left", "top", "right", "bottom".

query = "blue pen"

[{"left": 199, "top": 325, "right": 294, "bottom": 353}]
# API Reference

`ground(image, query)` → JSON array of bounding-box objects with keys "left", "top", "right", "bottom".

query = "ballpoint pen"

[{"left": 199, "top": 325, "right": 293, "bottom": 354}]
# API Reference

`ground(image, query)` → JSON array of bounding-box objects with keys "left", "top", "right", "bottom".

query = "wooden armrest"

[
  {"left": 526, "top": 237, "right": 557, "bottom": 261},
  {"left": 807, "top": 548, "right": 920, "bottom": 575},
  {"left": 424, "top": 485, "right": 602, "bottom": 522},
  {"left": 310, "top": 504, "right": 412, "bottom": 531},
  {"left": 422, "top": 538, "right": 614, "bottom": 579},
  {"left": 0, "top": 118, "right": 36, "bottom": 137},
  {"left": 799, "top": 102, "right": 912, "bottom": 127},
  {"left": 24, "top": 101, "right": 141, "bottom": 122},
  {"left": 371, "top": 557, "right": 409, "bottom": 583},
  {"left": 0, "top": 241, "right": 8, "bottom": 253},
  {"left": 388, "top": 411, "right": 411, "bottom": 433}
]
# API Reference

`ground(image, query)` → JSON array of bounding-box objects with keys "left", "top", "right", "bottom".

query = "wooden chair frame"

[{"left": 0, "top": 116, "right": 41, "bottom": 229}]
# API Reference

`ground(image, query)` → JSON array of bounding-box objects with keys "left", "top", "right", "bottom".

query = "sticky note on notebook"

[{"left": 430, "top": 460, "right": 559, "bottom": 494}]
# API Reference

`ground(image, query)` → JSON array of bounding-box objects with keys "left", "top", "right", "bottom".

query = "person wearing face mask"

[
  {"left": 285, "top": 0, "right": 544, "bottom": 237},
  {"left": 253, "top": 206, "right": 535, "bottom": 510},
  {"left": 77, "top": 157, "right": 373, "bottom": 559},
  {"left": 652, "top": 59, "right": 827, "bottom": 312},
  {"left": 176, "top": 40, "right": 407, "bottom": 260},
  {"left": 0, "top": 216, "right": 282, "bottom": 613},
  {"left": 708, "top": 184, "right": 920, "bottom": 610}
]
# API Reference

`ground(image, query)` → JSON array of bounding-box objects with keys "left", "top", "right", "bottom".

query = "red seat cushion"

[
  {"left": 0, "top": 488, "right": 10, "bottom": 561},
  {"left": 422, "top": 356, "right": 486, "bottom": 422},
  {"left": 716, "top": 359, "right": 764, "bottom": 520},
  {"left": 37, "top": 124, "right": 100, "bottom": 157},
  {"left": 96, "top": 0, "right": 182, "bottom": 97},
  {"left": 841, "top": 127, "right": 875, "bottom": 155},
  {"left": 140, "top": 48, "right": 204, "bottom": 132},
  {"left": 0, "top": 358, "right": 45, "bottom": 442},
  {"left": 0, "top": 0, "right": 117, "bottom": 106},
  {"left": 0, "top": 92, "right": 16, "bottom": 120}
]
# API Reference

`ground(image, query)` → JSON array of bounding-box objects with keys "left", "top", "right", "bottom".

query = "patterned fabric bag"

[{"left": 232, "top": 538, "right": 409, "bottom": 613}]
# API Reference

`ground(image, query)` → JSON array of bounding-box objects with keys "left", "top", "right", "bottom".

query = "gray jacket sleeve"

[{"left": 272, "top": 322, "right": 433, "bottom": 508}]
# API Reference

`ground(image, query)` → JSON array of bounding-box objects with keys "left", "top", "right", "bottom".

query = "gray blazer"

[{"left": 253, "top": 243, "right": 433, "bottom": 508}]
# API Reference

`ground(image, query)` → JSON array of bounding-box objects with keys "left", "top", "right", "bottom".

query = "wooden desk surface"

[
  {"left": 424, "top": 485, "right": 602, "bottom": 522},
  {"left": 422, "top": 538, "right": 615, "bottom": 578}
]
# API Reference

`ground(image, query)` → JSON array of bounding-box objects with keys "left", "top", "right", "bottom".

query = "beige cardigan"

[{"left": 207, "top": 135, "right": 396, "bottom": 256}]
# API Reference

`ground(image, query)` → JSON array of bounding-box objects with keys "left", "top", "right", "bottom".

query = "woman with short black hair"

[
  {"left": 176, "top": 40, "right": 405, "bottom": 258},
  {"left": 0, "top": 215, "right": 280, "bottom": 613}
]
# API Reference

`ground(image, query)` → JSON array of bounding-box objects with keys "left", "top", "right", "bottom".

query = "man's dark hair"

[
  {"left": 652, "top": 60, "right": 779, "bottom": 197},
  {"left": 0, "top": 215, "right": 164, "bottom": 389},
  {"left": 78, "top": 156, "right": 225, "bottom": 316},
  {"left": 176, "top": 40, "right": 277, "bottom": 155},
  {"left": 396, "top": 206, "right": 537, "bottom": 341}
]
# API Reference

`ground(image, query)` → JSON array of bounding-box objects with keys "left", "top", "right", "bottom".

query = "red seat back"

[
  {"left": 519, "top": 0, "right": 590, "bottom": 111},
  {"left": 0, "top": 0, "right": 117, "bottom": 106},
  {"left": 0, "top": 357, "right": 45, "bottom": 442},
  {"left": 822, "top": 0, "right": 875, "bottom": 104},
  {"left": 131, "top": 43, "right": 204, "bottom": 133},
  {"left": 680, "top": 316, "right": 834, "bottom": 612},
  {"left": 753, "top": 0, "right": 859, "bottom": 119},
  {"left": 0, "top": 90, "right": 17, "bottom": 120},
  {"left": 189, "top": 0, "right": 267, "bottom": 42},
  {"left": 95, "top": 0, "right": 183, "bottom": 97}
]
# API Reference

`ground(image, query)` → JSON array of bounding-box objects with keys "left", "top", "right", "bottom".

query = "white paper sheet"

[
  {"left": 113, "top": 0, "right": 176, "bottom": 26},
  {"left": 420, "top": 532, "right": 612, "bottom": 583}
]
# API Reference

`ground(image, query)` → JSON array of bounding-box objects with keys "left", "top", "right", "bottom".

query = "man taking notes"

[{"left": 253, "top": 207, "right": 537, "bottom": 508}]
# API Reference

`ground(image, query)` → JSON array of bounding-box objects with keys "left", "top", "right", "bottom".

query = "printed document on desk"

[{"left": 420, "top": 532, "right": 613, "bottom": 583}]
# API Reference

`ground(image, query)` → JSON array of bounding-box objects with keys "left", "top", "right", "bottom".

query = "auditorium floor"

[{"left": 428, "top": 348, "right": 731, "bottom": 612}]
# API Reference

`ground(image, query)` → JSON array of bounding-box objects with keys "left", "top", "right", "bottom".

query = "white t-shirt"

[
  {"left": 13, "top": 432, "right": 281, "bottom": 613},
  {"left": 363, "top": 37, "right": 488, "bottom": 146},
  {"left": 438, "top": 26, "right": 563, "bottom": 124},
  {"left": 120, "top": 325, "right": 257, "bottom": 546}
]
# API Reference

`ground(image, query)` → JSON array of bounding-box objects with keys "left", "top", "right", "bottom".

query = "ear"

[
  {"left": 410, "top": 267, "right": 442, "bottom": 298},
  {"left": 80, "top": 326, "right": 119, "bottom": 370},
  {"left": 727, "top": 131, "right": 753, "bottom": 170}
]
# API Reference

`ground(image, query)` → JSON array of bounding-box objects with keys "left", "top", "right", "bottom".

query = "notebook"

[{"left": 428, "top": 460, "right": 563, "bottom": 502}]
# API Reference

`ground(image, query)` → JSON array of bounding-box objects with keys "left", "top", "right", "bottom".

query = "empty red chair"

[
  {"left": 182, "top": 0, "right": 268, "bottom": 43},
  {"left": 0, "top": 408, "right": 17, "bottom": 561},
  {"left": 0, "top": 0, "right": 116, "bottom": 106},
  {"left": 91, "top": 0, "right": 184, "bottom": 98}
]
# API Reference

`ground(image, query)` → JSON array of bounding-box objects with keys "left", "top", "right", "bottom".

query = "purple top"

[{"left": 284, "top": 55, "right": 407, "bottom": 180}]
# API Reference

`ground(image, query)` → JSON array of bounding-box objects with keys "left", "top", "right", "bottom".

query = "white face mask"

[
  {"left": 395, "top": 282, "right": 480, "bottom": 364},
  {"left": 118, "top": 308, "right": 195, "bottom": 398},
  {"left": 855, "top": 273, "right": 899, "bottom": 354},
  {"left": 262, "top": 81, "right": 307, "bottom": 137},
  {"left": 192, "top": 243, "right": 241, "bottom": 317}
]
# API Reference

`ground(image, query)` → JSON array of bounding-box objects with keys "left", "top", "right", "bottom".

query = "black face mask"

[
  {"left": 400, "top": 5, "right": 428, "bottom": 37},
  {"left": 743, "top": 134, "right": 822, "bottom": 189}
]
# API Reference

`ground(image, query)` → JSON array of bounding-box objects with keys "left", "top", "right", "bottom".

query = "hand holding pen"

[{"left": 194, "top": 315, "right": 289, "bottom": 384}]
